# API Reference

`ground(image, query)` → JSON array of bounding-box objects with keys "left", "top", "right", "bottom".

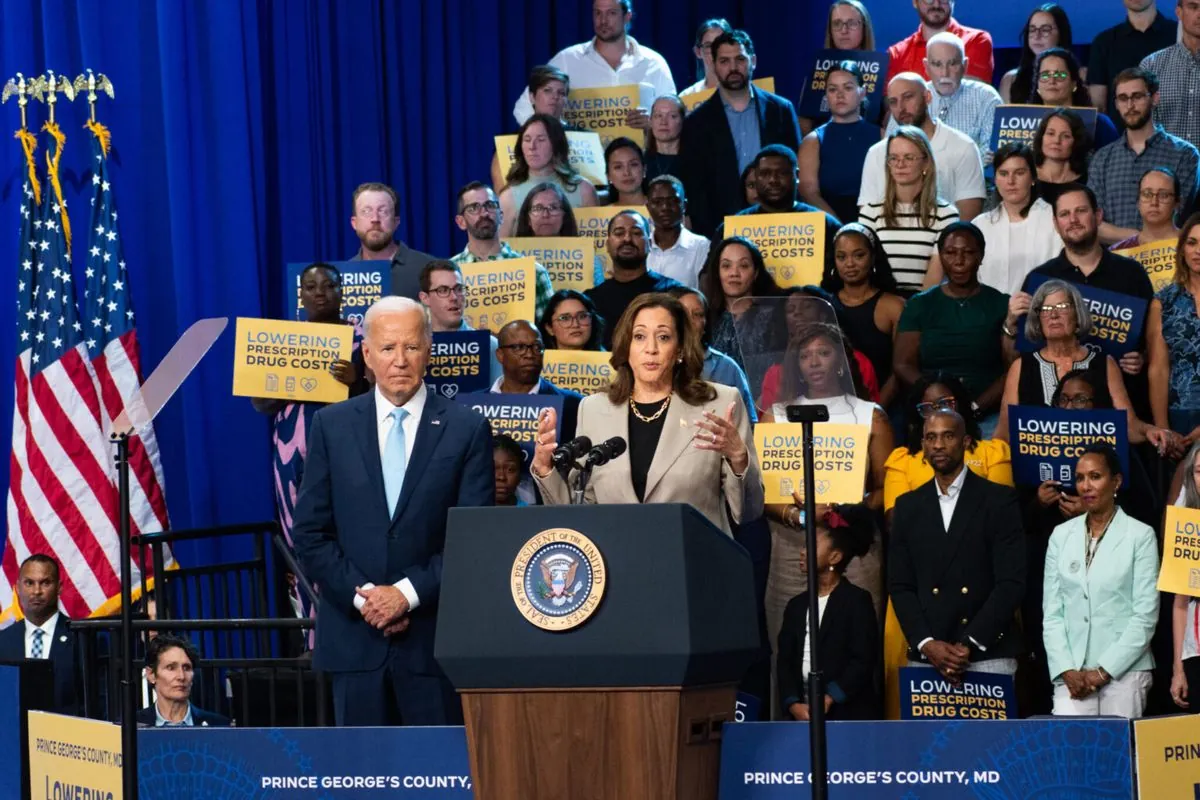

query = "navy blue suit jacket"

[
  {"left": 0, "top": 614, "right": 80, "bottom": 715},
  {"left": 136, "top": 704, "right": 231, "bottom": 727},
  {"left": 292, "top": 389, "right": 494, "bottom": 674}
]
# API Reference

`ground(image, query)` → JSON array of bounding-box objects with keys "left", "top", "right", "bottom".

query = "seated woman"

[
  {"left": 539, "top": 289, "right": 606, "bottom": 351},
  {"left": 602, "top": 137, "right": 647, "bottom": 207},
  {"left": 491, "top": 65, "right": 582, "bottom": 190},
  {"left": 700, "top": 237, "right": 784, "bottom": 374},
  {"left": 1027, "top": 47, "right": 1118, "bottom": 147},
  {"left": 1031, "top": 108, "right": 1094, "bottom": 211},
  {"left": 801, "top": 0, "right": 878, "bottom": 133},
  {"left": 498, "top": 115, "right": 598, "bottom": 236},
  {"left": 894, "top": 223, "right": 1011, "bottom": 436},
  {"left": 821, "top": 223, "right": 906, "bottom": 407},
  {"left": 513, "top": 181, "right": 607, "bottom": 287},
  {"left": 799, "top": 61, "right": 879, "bottom": 226},
  {"left": 974, "top": 144, "right": 1062, "bottom": 295},
  {"left": 1111, "top": 167, "right": 1184, "bottom": 251},
  {"left": 138, "top": 634, "right": 231, "bottom": 727},
  {"left": 1000, "top": 5, "right": 1074, "bottom": 103},
  {"left": 1043, "top": 444, "right": 1158, "bottom": 719},
  {"left": 777, "top": 503, "right": 880, "bottom": 721},
  {"left": 644, "top": 96, "right": 685, "bottom": 182}
]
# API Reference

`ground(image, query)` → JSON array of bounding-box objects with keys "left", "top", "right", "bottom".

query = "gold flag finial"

[
  {"left": 31, "top": 70, "right": 76, "bottom": 124},
  {"left": 72, "top": 69, "right": 114, "bottom": 123},
  {"left": 2, "top": 72, "right": 43, "bottom": 131}
]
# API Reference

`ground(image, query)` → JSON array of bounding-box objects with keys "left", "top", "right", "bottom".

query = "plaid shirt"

[
  {"left": 1140, "top": 44, "right": 1200, "bottom": 151},
  {"left": 451, "top": 242, "right": 554, "bottom": 323},
  {"left": 887, "top": 79, "right": 1000, "bottom": 164},
  {"left": 1088, "top": 126, "right": 1200, "bottom": 228}
]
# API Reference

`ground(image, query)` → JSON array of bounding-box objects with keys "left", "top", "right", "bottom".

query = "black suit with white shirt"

[{"left": 0, "top": 613, "right": 80, "bottom": 715}]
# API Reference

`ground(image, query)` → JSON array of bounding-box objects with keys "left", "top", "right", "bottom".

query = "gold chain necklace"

[{"left": 630, "top": 394, "right": 670, "bottom": 423}]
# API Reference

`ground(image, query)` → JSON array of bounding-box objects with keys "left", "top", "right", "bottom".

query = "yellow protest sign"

[
  {"left": 504, "top": 236, "right": 596, "bottom": 293},
  {"left": 1114, "top": 238, "right": 1177, "bottom": 293},
  {"left": 460, "top": 257, "right": 537, "bottom": 332},
  {"left": 1158, "top": 505, "right": 1200, "bottom": 596},
  {"left": 1135, "top": 714, "right": 1200, "bottom": 799},
  {"left": 574, "top": 205, "right": 649, "bottom": 279},
  {"left": 563, "top": 85, "right": 642, "bottom": 146},
  {"left": 541, "top": 349, "right": 613, "bottom": 396},
  {"left": 681, "top": 77, "right": 775, "bottom": 113},
  {"left": 232, "top": 317, "right": 353, "bottom": 404},
  {"left": 724, "top": 212, "right": 827, "bottom": 287},
  {"left": 754, "top": 422, "right": 870, "bottom": 505},
  {"left": 28, "top": 711, "right": 122, "bottom": 800},
  {"left": 496, "top": 131, "right": 607, "bottom": 186}
]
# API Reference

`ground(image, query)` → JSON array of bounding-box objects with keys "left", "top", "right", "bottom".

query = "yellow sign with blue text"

[
  {"left": 28, "top": 710, "right": 122, "bottom": 800},
  {"left": 1158, "top": 505, "right": 1200, "bottom": 597},
  {"left": 724, "top": 212, "right": 826, "bottom": 288},
  {"left": 1113, "top": 238, "right": 1177, "bottom": 293},
  {"left": 504, "top": 236, "right": 596, "bottom": 293},
  {"left": 541, "top": 350, "right": 613, "bottom": 396},
  {"left": 563, "top": 85, "right": 642, "bottom": 145},
  {"left": 1135, "top": 713, "right": 1200, "bottom": 798},
  {"left": 460, "top": 257, "right": 537, "bottom": 333},
  {"left": 574, "top": 206, "right": 649, "bottom": 279},
  {"left": 232, "top": 318, "right": 353, "bottom": 404},
  {"left": 495, "top": 131, "right": 606, "bottom": 186},
  {"left": 754, "top": 422, "right": 870, "bottom": 505}
]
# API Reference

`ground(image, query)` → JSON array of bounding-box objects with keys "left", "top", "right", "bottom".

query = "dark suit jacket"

[
  {"left": 292, "top": 389, "right": 494, "bottom": 674},
  {"left": 777, "top": 580, "right": 879, "bottom": 720},
  {"left": 536, "top": 378, "right": 582, "bottom": 442},
  {"left": 350, "top": 241, "right": 436, "bottom": 302},
  {"left": 679, "top": 88, "right": 802, "bottom": 238},
  {"left": 888, "top": 469, "right": 1026, "bottom": 661},
  {"left": 136, "top": 704, "right": 231, "bottom": 727},
  {"left": 0, "top": 614, "right": 80, "bottom": 715}
]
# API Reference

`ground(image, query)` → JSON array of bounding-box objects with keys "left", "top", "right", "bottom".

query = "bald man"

[
  {"left": 859, "top": 72, "right": 986, "bottom": 220},
  {"left": 888, "top": 409, "right": 1025, "bottom": 685}
]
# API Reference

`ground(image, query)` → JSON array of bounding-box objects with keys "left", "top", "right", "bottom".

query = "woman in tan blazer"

[{"left": 531, "top": 293, "right": 763, "bottom": 535}]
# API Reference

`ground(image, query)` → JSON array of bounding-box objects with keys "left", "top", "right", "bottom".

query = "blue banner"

[
  {"left": 1017, "top": 273, "right": 1147, "bottom": 356},
  {"left": 425, "top": 330, "right": 490, "bottom": 399},
  {"left": 736, "top": 692, "right": 762, "bottom": 723},
  {"left": 718, "top": 719, "right": 1132, "bottom": 799},
  {"left": 0, "top": 666, "right": 18, "bottom": 800},
  {"left": 138, "top": 727, "right": 472, "bottom": 798},
  {"left": 798, "top": 49, "right": 889, "bottom": 121},
  {"left": 1009, "top": 406, "right": 1129, "bottom": 488},
  {"left": 991, "top": 104, "right": 1099, "bottom": 154},
  {"left": 899, "top": 666, "right": 1015, "bottom": 721},
  {"left": 284, "top": 260, "right": 388, "bottom": 325},
  {"left": 460, "top": 394, "right": 564, "bottom": 468}
]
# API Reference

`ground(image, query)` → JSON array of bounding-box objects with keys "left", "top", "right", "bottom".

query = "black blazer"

[
  {"left": 0, "top": 614, "right": 80, "bottom": 715},
  {"left": 678, "top": 88, "right": 802, "bottom": 238},
  {"left": 136, "top": 703, "right": 231, "bottom": 727},
  {"left": 777, "top": 580, "right": 879, "bottom": 720},
  {"left": 888, "top": 469, "right": 1026, "bottom": 661}
]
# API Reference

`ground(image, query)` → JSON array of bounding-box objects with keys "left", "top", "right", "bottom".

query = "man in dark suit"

[
  {"left": 293, "top": 296, "right": 494, "bottom": 726},
  {"left": 889, "top": 410, "right": 1025, "bottom": 684},
  {"left": 136, "top": 634, "right": 230, "bottom": 727},
  {"left": 348, "top": 182, "right": 435, "bottom": 300},
  {"left": 678, "top": 29, "right": 801, "bottom": 238},
  {"left": 0, "top": 554, "right": 80, "bottom": 715}
]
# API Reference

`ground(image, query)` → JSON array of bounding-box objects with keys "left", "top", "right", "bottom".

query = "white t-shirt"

[
  {"left": 647, "top": 226, "right": 711, "bottom": 289},
  {"left": 802, "top": 593, "right": 832, "bottom": 682},
  {"left": 858, "top": 121, "right": 986, "bottom": 208},
  {"left": 974, "top": 198, "right": 1063, "bottom": 296}
]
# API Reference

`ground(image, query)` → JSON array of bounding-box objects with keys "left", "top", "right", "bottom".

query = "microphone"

[
  {"left": 552, "top": 436, "right": 592, "bottom": 469},
  {"left": 585, "top": 437, "right": 627, "bottom": 467}
]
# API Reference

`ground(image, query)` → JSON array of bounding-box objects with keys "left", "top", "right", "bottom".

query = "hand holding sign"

[
  {"left": 531, "top": 407, "right": 559, "bottom": 478},
  {"left": 330, "top": 359, "right": 357, "bottom": 386}
]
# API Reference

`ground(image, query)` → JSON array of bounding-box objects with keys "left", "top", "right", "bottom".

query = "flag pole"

[{"left": 113, "top": 432, "right": 138, "bottom": 799}]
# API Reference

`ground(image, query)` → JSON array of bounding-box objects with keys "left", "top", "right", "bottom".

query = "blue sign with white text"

[
  {"left": 1009, "top": 406, "right": 1129, "bottom": 489},
  {"left": 461, "top": 394, "right": 563, "bottom": 468},
  {"left": 284, "top": 260, "right": 387, "bottom": 325},
  {"left": 1017, "top": 273, "right": 1147, "bottom": 356},
  {"left": 425, "top": 330, "right": 490, "bottom": 399},
  {"left": 991, "top": 105, "right": 1099, "bottom": 154},
  {"left": 899, "top": 666, "right": 1015, "bottom": 721},
  {"left": 798, "top": 49, "right": 889, "bottom": 121}
]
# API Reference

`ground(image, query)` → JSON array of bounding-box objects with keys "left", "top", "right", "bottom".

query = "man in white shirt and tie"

[
  {"left": 0, "top": 554, "right": 80, "bottom": 715},
  {"left": 292, "top": 296, "right": 494, "bottom": 726}
]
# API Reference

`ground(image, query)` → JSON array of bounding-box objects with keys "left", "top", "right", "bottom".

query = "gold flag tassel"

[
  {"left": 41, "top": 120, "right": 71, "bottom": 254},
  {"left": 85, "top": 118, "right": 111, "bottom": 158},
  {"left": 16, "top": 127, "right": 41, "bottom": 206}
]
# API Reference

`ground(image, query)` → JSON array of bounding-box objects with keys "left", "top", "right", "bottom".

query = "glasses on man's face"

[
  {"left": 499, "top": 342, "right": 544, "bottom": 356},
  {"left": 461, "top": 200, "right": 499, "bottom": 216},
  {"left": 831, "top": 19, "right": 862, "bottom": 32},
  {"left": 356, "top": 206, "right": 394, "bottom": 221},
  {"left": 1038, "top": 70, "right": 1070, "bottom": 83},
  {"left": 1027, "top": 24, "right": 1056, "bottom": 38},
  {"left": 916, "top": 396, "right": 957, "bottom": 418},
  {"left": 530, "top": 204, "right": 564, "bottom": 217},
  {"left": 553, "top": 311, "right": 591, "bottom": 326},
  {"left": 1115, "top": 91, "right": 1150, "bottom": 106},
  {"left": 428, "top": 285, "right": 466, "bottom": 298},
  {"left": 1140, "top": 189, "right": 1176, "bottom": 204},
  {"left": 1058, "top": 392, "right": 1094, "bottom": 409},
  {"left": 886, "top": 153, "right": 925, "bottom": 166},
  {"left": 1037, "top": 301, "right": 1072, "bottom": 316}
]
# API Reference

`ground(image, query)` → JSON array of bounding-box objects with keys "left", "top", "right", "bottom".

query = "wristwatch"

[{"left": 1002, "top": 321, "right": 1017, "bottom": 338}]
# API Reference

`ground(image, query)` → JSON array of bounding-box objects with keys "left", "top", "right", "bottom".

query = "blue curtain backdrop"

[{"left": 1, "top": 0, "right": 1107, "bottom": 569}]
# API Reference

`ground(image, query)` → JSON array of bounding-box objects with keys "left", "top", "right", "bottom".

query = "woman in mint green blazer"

[{"left": 1042, "top": 444, "right": 1159, "bottom": 718}]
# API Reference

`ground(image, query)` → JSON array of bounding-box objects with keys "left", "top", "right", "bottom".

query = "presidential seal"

[{"left": 511, "top": 528, "right": 606, "bottom": 631}]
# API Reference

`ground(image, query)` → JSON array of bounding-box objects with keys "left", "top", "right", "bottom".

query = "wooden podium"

[{"left": 435, "top": 505, "right": 760, "bottom": 800}]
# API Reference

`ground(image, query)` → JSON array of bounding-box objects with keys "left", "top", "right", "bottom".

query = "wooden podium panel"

[{"left": 461, "top": 685, "right": 735, "bottom": 800}]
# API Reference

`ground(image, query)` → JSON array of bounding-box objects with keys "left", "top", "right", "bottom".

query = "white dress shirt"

[
  {"left": 352, "top": 385, "right": 428, "bottom": 613},
  {"left": 513, "top": 36, "right": 675, "bottom": 124},
  {"left": 24, "top": 612, "right": 59, "bottom": 658},
  {"left": 648, "top": 226, "right": 711, "bottom": 289},
  {"left": 489, "top": 377, "right": 540, "bottom": 394},
  {"left": 859, "top": 120, "right": 986, "bottom": 207},
  {"left": 974, "top": 199, "right": 1062, "bottom": 296}
]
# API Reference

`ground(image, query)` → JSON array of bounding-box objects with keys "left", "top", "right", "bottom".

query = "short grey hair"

[
  {"left": 1024, "top": 279, "right": 1092, "bottom": 343},
  {"left": 926, "top": 32, "right": 965, "bottom": 59},
  {"left": 364, "top": 295, "right": 431, "bottom": 341}
]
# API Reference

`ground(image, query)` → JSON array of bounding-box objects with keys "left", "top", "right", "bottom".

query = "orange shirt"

[{"left": 885, "top": 19, "right": 995, "bottom": 86}]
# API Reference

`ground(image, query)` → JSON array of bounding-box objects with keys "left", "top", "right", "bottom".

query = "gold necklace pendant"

[{"left": 630, "top": 394, "right": 670, "bottom": 423}]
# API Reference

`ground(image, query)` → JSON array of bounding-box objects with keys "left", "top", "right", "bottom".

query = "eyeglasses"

[
  {"left": 1037, "top": 70, "right": 1070, "bottom": 83},
  {"left": 1058, "top": 393, "right": 1094, "bottom": 409},
  {"left": 427, "top": 285, "right": 466, "bottom": 298},
  {"left": 553, "top": 311, "right": 592, "bottom": 326},
  {"left": 1027, "top": 24, "right": 1057, "bottom": 38},
  {"left": 916, "top": 396, "right": 957, "bottom": 418},
  {"left": 1037, "top": 302, "right": 1072, "bottom": 316},
  {"left": 1139, "top": 189, "right": 1176, "bottom": 203},
  {"left": 1114, "top": 91, "right": 1150, "bottom": 106},
  {"left": 886, "top": 154, "right": 926, "bottom": 165},
  {"left": 498, "top": 343, "right": 544, "bottom": 356},
  {"left": 830, "top": 19, "right": 862, "bottom": 31},
  {"left": 461, "top": 200, "right": 499, "bottom": 216},
  {"left": 530, "top": 204, "right": 564, "bottom": 217}
]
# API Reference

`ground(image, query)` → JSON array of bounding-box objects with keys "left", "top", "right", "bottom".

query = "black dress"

[
  {"left": 1015, "top": 346, "right": 1106, "bottom": 406},
  {"left": 835, "top": 291, "right": 894, "bottom": 390}
]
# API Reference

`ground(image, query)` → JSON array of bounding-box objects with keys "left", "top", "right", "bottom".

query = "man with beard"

[
  {"left": 1089, "top": 68, "right": 1199, "bottom": 245},
  {"left": 585, "top": 210, "right": 683, "bottom": 348},
  {"left": 887, "top": 33, "right": 1001, "bottom": 165},
  {"left": 859, "top": 73, "right": 985, "bottom": 220},
  {"left": 885, "top": 0, "right": 994, "bottom": 85},
  {"left": 418, "top": 261, "right": 501, "bottom": 384},
  {"left": 1008, "top": 185, "right": 1171, "bottom": 430},
  {"left": 511, "top": 0, "right": 673, "bottom": 129},
  {"left": 450, "top": 181, "right": 554, "bottom": 322},
  {"left": 889, "top": 409, "right": 1024, "bottom": 685},
  {"left": 678, "top": 29, "right": 801, "bottom": 238},
  {"left": 0, "top": 555, "right": 81, "bottom": 714},
  {"left": 349, "top": 182, "right": 435, "bottom": 301}
]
